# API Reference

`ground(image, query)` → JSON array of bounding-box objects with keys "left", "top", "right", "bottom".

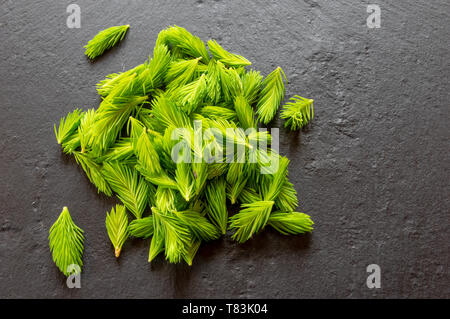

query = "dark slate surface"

[{"left": 0, "top": 0, "right": 449, "bottom": 298}]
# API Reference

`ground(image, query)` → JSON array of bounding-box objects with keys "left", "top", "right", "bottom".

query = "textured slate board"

[{"left": 0, "top": 0, "right": 449, "bottom": 298}]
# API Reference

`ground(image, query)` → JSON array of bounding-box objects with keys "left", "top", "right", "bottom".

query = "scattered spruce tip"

[
  {"left": 280, "top": 95, "right": 314, "bottom": 130},
  {"left": 49, "top": 207, "right": 84, "bottom": 276},
  {"left": 84, "top": 25, "right": 130, "bottom": 59},
  {"left": 53, "top": 25, "right": 315, "bottom": 267},
  {"left": 105, "top": 204, "right": 129, "bottom": 257}
]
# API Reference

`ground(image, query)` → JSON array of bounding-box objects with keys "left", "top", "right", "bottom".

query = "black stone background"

[{"left": 0, "top": 0, "right": 449, "bottom": 298}]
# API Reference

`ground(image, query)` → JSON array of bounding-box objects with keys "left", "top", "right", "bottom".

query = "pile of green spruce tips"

[{"left": 50, "top": 25, "right": 315, "bottom": 276}]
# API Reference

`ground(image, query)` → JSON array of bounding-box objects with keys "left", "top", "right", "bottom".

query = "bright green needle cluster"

[
  {"left": 84, "top": 25, "right": 130, "bottom": 59},
  {"left": 54, "top": 109, "right": 84, "bottom": 145},
  {"left": 280, "top": 95, "right": 314, "bottom": 130},
  {"left": 105, "top": 204, "right": 129, "bottom": 257},
  {"left": 54, "top": 25, "right": 315, "bottom": 266},
  {"left": 207, "top": 40, "right": 252, "bottom": 67},
  {"left": 256, "top": 67, "right": 287, "bottom": 124},
  {"left": 49, "top": 207, "right": 84, "bottom": 276}
]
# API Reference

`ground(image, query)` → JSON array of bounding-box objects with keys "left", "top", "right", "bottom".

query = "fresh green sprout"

[{"left": 84, "top": 25, "right": 130, "bottom": 59}]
